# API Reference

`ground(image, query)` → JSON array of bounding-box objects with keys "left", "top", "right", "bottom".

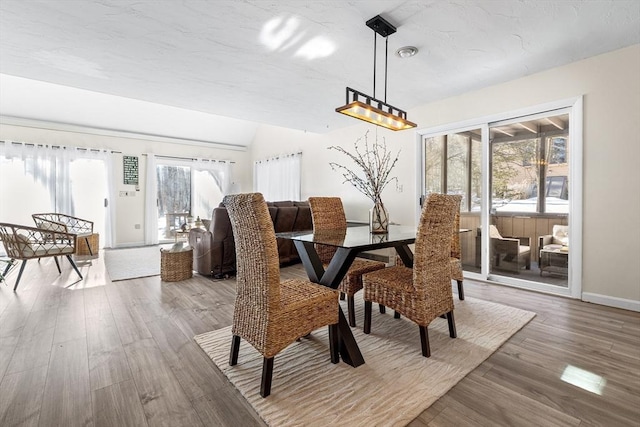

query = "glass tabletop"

[{"left": 277, "top": 225, "right": 418, "bottom": 249}]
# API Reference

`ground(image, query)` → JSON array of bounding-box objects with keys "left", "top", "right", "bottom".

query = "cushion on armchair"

[
  {"left": 551, "top": 225, "right": 569, "bottom": 246},
  {"left": 489, "top": 225, "right": 503, "bottom": 239}
]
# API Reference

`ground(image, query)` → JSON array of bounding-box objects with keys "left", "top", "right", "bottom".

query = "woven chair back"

[
  {"left": 223, "top": 193, "right": 280, "bottom": 311},
  {"left": 32, "top": 213, "right": 93, "bottom": 234},
  {"left": 0, "top": 222, "right": 76, "bottom": 260},
  {"left": 450, "top": 211, "right": 461, "bottom": 259},
  {"left": 308, "top": 197, "right": 347, "bottom": 264},
  {"left": 413, "top": 194, "right": 462, "bottom": 297}
]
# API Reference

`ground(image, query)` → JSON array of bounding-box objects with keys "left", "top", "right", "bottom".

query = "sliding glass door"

[
  {"left": 155, "top": 160, "right": 224, "bottom": 242},
  {"left": 419, "top": 99, "right": 582, "bottom": 297},
  {"left": 489, "top": 112, "right": 570, "bottom": 288}
]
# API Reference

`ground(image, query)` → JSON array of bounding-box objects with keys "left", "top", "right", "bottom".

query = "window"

[
  {"left": 423, "top": 130, "right": 481, "bottom": 211},
  {"left": 491, "top": 114, "right": 570, "bottom": 214}
]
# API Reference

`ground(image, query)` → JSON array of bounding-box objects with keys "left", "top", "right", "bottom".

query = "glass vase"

[{"left": 369, "top": 200, "right": 389, "bottom": 234}]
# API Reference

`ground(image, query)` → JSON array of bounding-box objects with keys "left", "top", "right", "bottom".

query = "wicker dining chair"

[
  {"left": 362, "top": 193, "right": 461, "bottom": 357},
  {"left": 450, "top": 211, "right": 464, "bottom": 300},
  {"left": 0, "top": 223, "right": 83, "bottom": 291},
  {"left": 308, "top": 197, "right": 386, "bottom": 327},
  {"left": 224, "top": 193, "right": 339, "bottom": 398},
  {"left": 395, "top": 210, "right": 465, "bottom": 301}
]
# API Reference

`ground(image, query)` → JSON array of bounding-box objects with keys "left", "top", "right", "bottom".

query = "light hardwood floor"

[{"left": 0, "top": 252, "right": 638, "bottom": 426}]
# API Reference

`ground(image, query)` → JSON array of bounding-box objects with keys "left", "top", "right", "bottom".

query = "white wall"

[
  {"left": 251, "top": 44, "right": 640, "bottom": 305},
  {"left": 0, "top": 123, "right": 252, "bottom": 246},
  {"left": 250, "top": 125, "right": 418, "bottom": 225}
]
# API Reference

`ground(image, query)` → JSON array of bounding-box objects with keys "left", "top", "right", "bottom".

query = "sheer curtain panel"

[
  {"left": 254, "top": 152, "right": 301, "bottom": 201},
  {"left": 144, "top": 154, "right": 159, "bottom": 245}
]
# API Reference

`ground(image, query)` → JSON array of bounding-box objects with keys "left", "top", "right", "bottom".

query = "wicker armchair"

[
  {"left": 0, "top": 223, "right": 83, "bottom": 291},
  {"left": 308, "top": 197, "right": 386, "bottom": 326},
  {"left": 224, "top": 193, "right": 339, "bottom": 398},
  {"left": 32, "top": 213, "right": 95, "bottom": 255},
  {"left": 489, "top": 225, "right": 531, "bottom": 273},
  {"left": 362, "top": 194, "right": 461, "bottom": 357}
]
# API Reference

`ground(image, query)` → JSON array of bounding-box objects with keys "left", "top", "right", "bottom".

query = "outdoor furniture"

[
  {"left": 224, "top": 192, "right": 339, "bottom": 398},
  {"left": 308, "top": 197, "right": 386, "bottom": 327},
  {"left": 539, "top": 225, "right": 569, "bottom": 276},
  {"left": 362, "top": 194, "right": 461, "bottom": 357},
  {"left": 488, "top": 225, "right": 531, "bottom": 273},
  {"left": 0, "top": 256, "right": 16, "bottom": 283},
  {"left": 0, "top": 222, "right": 83, "bottom": 291},
  {"left": 32, "top": 213, "right": 95, "bottom": 255}
]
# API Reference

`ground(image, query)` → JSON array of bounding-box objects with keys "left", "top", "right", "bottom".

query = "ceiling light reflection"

[
  {"left": 295, "top": 36, "right": 336, "bottom": 60},
  {"left": 259, "top": 16, "right": 300, "bottom": 51},
  {"left": 260, "top": 16, "right": 335, "bottom": 60},
  {"left": 560, "top": 365, "right": 606, "bottom": 395}
]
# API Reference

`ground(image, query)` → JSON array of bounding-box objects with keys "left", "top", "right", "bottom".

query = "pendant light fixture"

[{"left": 335, "top": 15, "right": 417, "bottom": 131}]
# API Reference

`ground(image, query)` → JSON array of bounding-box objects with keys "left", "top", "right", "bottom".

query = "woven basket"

[
  {"left": 161, "top": 247, "right": 193, "bottom": 282},
  {"left": 76, "top": 233, "right": 99, "bottom": 256}
]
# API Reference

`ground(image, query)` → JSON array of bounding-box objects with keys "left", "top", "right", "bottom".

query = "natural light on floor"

[{"left": 560, "top": 365, "right": 606, "bottom": 395}]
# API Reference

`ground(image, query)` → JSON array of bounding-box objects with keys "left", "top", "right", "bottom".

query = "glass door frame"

[{"left": 415, "top": 96, "right": 583, "bottom": 298}]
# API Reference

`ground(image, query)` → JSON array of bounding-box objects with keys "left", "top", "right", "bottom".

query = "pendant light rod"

[
  {"left": 373, "top": 31, "right": 377, "bottom": 99},
  {"left": 384, "top": 36, "right": 388, "bottom": 103}
]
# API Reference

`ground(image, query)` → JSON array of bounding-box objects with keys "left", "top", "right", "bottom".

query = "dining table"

[{"left": 276, "top": 225, "right": 418, "bottom": 367}]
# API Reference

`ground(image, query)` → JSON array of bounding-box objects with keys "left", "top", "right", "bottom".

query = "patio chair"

[
  {"left": 362, "top": 193, "right": 461, "bottom": 357},
  {"left": 308, "top": 197, "right": 386, "bottom": 327},
  {"left": 0, "top": 223, "right": 83, "bottom": 291},
  {"left": 224, "top": 193, "right": 339, "bottom": 398},
  {"left": 489, "top": 225, "right": 531, "bottom": 273},
  {"left": 32, "top": 213, "right": 95, "bottom": 255}
]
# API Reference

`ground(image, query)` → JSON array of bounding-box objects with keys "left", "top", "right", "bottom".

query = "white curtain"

[
  {"left": 192, "top": 159, "right": 232, "bottom": 195},
  {"left": 103, "top": 153, "right": 117, "bottom": 248},
  {"left": 144, "top": 153, "right": 159, "bottom": 245},
  {"left": 0, "top": 142, "right": 113, "bottom": 231},
  {"left": 254, "top": 152, "right": 301, "bottom": 201}
]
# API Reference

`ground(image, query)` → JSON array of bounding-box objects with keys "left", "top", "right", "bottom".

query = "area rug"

[
  {"left": 194, "top": 296, "right": 535, "bottom": 427},
  {"left": 104, "top": 245, "right": 162, "bottom": 281}
]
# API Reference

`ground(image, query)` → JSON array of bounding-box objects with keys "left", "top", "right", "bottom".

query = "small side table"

[
  {"left": 160, "top": 244, "right": 193, "bottom": 282},
  {"left": 539, "top": 247, "right": 568, "bottom": 277}
]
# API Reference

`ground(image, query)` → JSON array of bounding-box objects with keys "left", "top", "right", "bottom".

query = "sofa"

[{"left": 189, "top": 200, "right": 312, "bottom": 277}]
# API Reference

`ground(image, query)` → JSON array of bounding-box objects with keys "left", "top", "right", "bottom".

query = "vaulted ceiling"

[{"left": 1, "top": 0, "right": 639, "bottom": 142}]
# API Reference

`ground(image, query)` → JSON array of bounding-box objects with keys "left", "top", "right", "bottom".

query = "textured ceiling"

[{"left": 1, "top": 0, "right": 639, "bottom": 136}]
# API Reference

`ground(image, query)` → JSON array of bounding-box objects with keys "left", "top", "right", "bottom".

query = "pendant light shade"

[
  {"left": 335, "top": 15, "right": 417, "bottom": 131},
  {"left": 336, "top": 87, "right": 417, "bottom": 131}
]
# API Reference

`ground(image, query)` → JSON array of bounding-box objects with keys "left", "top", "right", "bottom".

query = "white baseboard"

[{"left": 582, "top": 292, "right": 640, "bottom": 312}]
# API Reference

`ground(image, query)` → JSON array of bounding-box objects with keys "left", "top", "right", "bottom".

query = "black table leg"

[{"left": 293, "top": 241, "right": 365, "bottom": 368}]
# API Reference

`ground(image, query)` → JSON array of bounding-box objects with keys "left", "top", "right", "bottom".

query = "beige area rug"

[
  {"left": 104, "top": 245, "right": 162, "bottom": 281},
  {"left": 195, "top": 296, "right": 535, "bottom": 427}
]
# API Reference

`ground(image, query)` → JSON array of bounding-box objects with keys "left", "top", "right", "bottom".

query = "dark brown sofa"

[{"left": 189, "top": 200, "right": 312, "bottom": 277}]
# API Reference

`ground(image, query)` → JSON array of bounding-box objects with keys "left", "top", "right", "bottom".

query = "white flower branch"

[{"left": 328, "top": 131, "right": 400, "bottom": 203}]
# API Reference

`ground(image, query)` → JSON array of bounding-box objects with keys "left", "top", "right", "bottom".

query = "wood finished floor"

[{"left": 0, "top": 252, "right": 638, "bottom": 426}]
